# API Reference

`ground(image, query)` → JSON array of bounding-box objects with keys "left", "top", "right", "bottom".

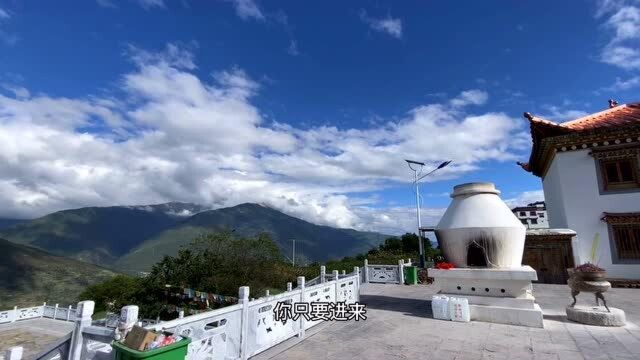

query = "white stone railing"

[
  {"left": 303, "top": 266, "right": 356, "bottom": 287},
  {"left": 0, "top": 303, "right": 77, "bottom": 325},
  {"left": 362, "top": 259, "right": 412, "bottom": 284},
  {"left": 5, "top": 266, "right": 362, "bottom": 360}
]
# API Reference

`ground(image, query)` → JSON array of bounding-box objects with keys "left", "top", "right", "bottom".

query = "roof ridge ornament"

[
  {"left": 523, "top": 112, "right": 534, "bottom": 120},
  {"left": 608, "top": 99, "right": 618, "bottom": 108}
]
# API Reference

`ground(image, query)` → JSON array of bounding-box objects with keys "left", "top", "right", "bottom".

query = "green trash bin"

[
  {"left": 404, "top": 266, "right": 418, "bottom": 285},
  {"left": 112, "top": 337, "right": 191, "bottom": 360}
]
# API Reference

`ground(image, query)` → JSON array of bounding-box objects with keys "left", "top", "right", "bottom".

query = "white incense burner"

[
  {"left": 429, "top": 182, "right": 544, "bottom": 328},
  {"left": 435, "top": 182, "right": 526, "bottom": 268}
]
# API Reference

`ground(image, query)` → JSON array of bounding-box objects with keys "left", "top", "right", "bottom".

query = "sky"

[{"left": 0, "top": 0, "right": 639, "bottom": 235}]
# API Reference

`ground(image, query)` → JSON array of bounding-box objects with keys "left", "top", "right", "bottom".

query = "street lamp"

[{"left": 405, "top": 159, "right": 452, "bottom": 268}]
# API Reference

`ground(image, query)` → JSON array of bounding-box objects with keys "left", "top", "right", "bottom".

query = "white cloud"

[
  {"left": 601, "top": 75, "right": 640, "bottom": 91},
  {"left": 449, "top": 89, "right": 489, "bottom": 107},
  {"left": 606, "top": 6, "right": 640, "bottom": 42},
  {"left": 0, "top": 43, "right": 527, "bottom": 234},
  {"left": 601, "top": 45, "right": 640, "bottom": 69},
  {"left": 352, "top": 206, "right": 446, "bottom": 235},
  {"left": 504, "top": 190, "right": 545, "bottom": 209},
  {"left": 1, "top": 84, "right": 30, "bottom": 99},
  {"left": 227, "top": 0, "right": 265, "bottom": 21},
  {"left": 539, "top": 104, "right": 588, "bottom": 122},
  {"left": 287, "top": 39, "right": 299, "bottom": 56},
  {"left": 359, "top": 10, "right": 403, "bottom": 39},
  {"left": 597, "top": 1, "right": 640, "bottom": 69},
  {"left": 127, "top": 43, "right": 197, "bottom": 70},
  {"left": 0, "top": 6, "right": 17, "bottom": 46},
  {"left": 138, "top": 0, "right": 165, "bottom": 9},
  {"left": 0, "top": 8, "right": 10, "bottom": 20},
  {"left": 96, "top": 0, "right": 117, "bottom": 8}
]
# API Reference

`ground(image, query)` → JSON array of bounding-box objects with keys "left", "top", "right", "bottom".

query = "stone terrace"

[
  {"left": 253, "top": 283, "right": 640, "bottom": 360},
  {"left": 0, "top": 318, "right": 74, "bottom": 359}
]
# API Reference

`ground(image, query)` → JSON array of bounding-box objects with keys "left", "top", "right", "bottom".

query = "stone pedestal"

[
  {"left": 429, "top": 265, "right": 544, "bottom": 328},
  {"left": 566, "top": 306, "right": 626, "bottom": 326}
]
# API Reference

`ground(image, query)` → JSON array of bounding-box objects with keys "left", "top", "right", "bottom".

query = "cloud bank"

[{"left": 0, "top": 44, "right": 528, "bottom": 234}]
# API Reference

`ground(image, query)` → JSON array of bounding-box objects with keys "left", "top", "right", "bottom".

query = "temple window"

[
  {"left": 602, "top": 213, "right": 640, "bottom": 263},
  {"left": 591, "top": 147, "right": 640, "bottom": 193}
]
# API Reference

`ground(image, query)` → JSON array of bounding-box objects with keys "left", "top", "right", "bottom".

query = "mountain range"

[{"left": 0, "top": 202, "right": 389, "bottom": 273}]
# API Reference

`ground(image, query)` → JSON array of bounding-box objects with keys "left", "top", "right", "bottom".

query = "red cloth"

[{"left": 435, "top": 262, "right": 455, "bottom": 270}]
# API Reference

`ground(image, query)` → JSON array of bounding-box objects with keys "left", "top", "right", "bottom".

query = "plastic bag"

[
  {"left": 448, "top": 297, "right": 470, "bottom": 322},
  {"left": 431, "top": 295, "right": 450, "bottom": 320}
]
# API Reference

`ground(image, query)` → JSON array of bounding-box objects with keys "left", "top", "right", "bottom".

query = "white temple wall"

[{"left": 543, "top": 150, "right": 640, "bottom": 279}]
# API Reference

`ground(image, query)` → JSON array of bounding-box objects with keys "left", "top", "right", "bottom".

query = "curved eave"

[{"left": 524, "top": 117, "right": 572, "bottom": 177}]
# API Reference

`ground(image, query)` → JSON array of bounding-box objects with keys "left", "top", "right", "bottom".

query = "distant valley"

[
  {"left": 0, "top": 202, "right": 389, "bottom": 273},
  {"left": 0, "top": 238, "right": 117, "bottom": 308},
  {"left": 0, "top": 218, "right": 28, "bottom": 230}
]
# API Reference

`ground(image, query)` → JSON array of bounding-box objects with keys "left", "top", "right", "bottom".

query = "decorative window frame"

[
  {"left": 591, "top": 146, "right": 640, "bottom": 195},
  {"left": 602, "top": 212, "right": 640, "bottom": 264}
]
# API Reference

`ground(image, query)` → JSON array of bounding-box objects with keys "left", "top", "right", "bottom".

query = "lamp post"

[{"left": 405, "top": 159, "right": 452, "bottom": 268}]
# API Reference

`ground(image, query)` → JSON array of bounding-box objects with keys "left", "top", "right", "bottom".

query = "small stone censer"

[
  {"left": 567, "top": 264, "right": 610, "bottom": 312},
  {"left": 565, "top": 263, "right": 626, "bottom": 326}
]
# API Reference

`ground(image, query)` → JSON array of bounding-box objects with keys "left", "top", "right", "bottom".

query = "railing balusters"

[{"left": 7, "top": 272, "right": 364, "bottom": 360}]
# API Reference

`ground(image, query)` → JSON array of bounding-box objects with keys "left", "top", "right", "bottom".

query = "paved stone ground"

[
  {"left": 254, "top": 283, "right": 640, "bottom": 360},
  {"left": 0, "top": 318, "right": 73, "bottom": 360}
]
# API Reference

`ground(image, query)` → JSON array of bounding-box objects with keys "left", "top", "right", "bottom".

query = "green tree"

[
  {"left": 81, "top": 231, "right": 290, "bottom": 319},
  {"left": 79, "top": 275, "right": 142, "bottom": 313},
  {"left": 379, "top": 237, "right": 402, "bottom": 252},
  {"left": 400, "top": 233, "right": 419, "bottom": 253}
]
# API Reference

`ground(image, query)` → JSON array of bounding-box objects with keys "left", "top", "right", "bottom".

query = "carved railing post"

[
  {"left": 287, "top": 282, "right": 292, "bottom": 291},
  {"left": 297, "top": 276, "right": 306, "bottom": 339},
  {"left": 115, "top": 305, "right": 138, "bottom": 341},
  {"left": 5, "top": 346, "right": 23, "bottom": 360},
  {"left": 53, "top": 304, "right": 58, "bottom": 320},
  {"left": 41, "top": 302, "right": 46, "bottom": 318},
  {"left": 341, "top": 270, "right": 346, "bottom": 277},
  {"left": 363, "top": 259, "right": 369, "bottom": 283},
  {"left": 67, "top": 305, "right": 73, "bottom": 321},
  {"left": 69, "top": 300, "right": 94, "bottom": 360},
  {"left": 332, "top": 270, "right": 340, "bottom": 302},
  {"left": 398, "top": 260, "right": 405, "bottom": 285},
  {"left": 265, "top": 289, "right": 270, "bottom": 297},
  {"left": 11, "top": 306, "right": 17, "bottom": 323},
  {"left": 238, "top": 286, "right": 250, "bottom": 360},
  {"left": 353, "top": 266, "right": 360, "bottom": 301},
  {"left": 320, "top": 265, "right": 326, "bottom": 283}
]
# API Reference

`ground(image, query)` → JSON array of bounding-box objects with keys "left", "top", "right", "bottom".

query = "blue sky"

[{"left": 1, "top": 0, "right": 639, "bottom": 234}]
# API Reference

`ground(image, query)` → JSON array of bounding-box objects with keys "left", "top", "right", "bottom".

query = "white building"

[
  {"left": 518, "top": 100, "right": 640, "bottom": 280},
  {"left": 512, "top": 201, "right": 549, "bottom": 229}
]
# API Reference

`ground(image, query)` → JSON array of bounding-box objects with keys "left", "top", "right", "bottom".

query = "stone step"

[{"left": 439, "top": 292, "right": 537, "bottom": 310}]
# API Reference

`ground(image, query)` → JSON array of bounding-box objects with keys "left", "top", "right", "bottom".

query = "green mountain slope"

[
  {"left": 0, "top": 218, "right": 28, "bottom": 230},
  {"left": 115, "top": 203, "right": 388, "bottom": 273},
  {"left": 0, "top": 238, "right": 118, "bottom": 308},
  {"left": 0, "top": 203, "right": 208, "bottom": 266}
]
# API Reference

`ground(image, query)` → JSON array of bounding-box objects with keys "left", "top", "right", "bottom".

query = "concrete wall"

[{"left": 542, "top": 149, "right": 640, "bottom": 279}]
